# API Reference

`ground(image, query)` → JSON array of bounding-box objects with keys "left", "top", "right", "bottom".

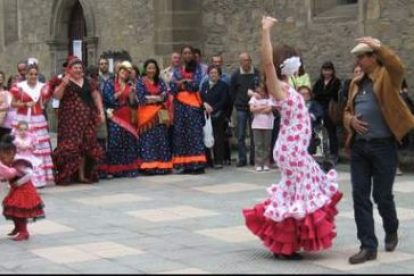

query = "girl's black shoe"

[{"left": 273, "top": 252, "right": 303, "bottom": 260}]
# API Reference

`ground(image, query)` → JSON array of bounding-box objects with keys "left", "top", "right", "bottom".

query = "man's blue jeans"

[
  {"left": 236, "top": 110, "right": 254, "bottom": 164},
  {"left": 350, "top": 138, "right": 399, "bottom": 250}
]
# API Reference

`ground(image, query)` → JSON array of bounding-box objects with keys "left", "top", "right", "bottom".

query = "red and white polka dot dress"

[{"left": 243, "top": 84, "right": 343, "bottom": 255}]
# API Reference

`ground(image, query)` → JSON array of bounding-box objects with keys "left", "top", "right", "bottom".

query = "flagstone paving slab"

[{"left": 1, "top": 164, "right": 414, "bottom": 274}]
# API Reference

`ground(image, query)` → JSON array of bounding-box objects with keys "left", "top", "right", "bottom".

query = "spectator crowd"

[{"left": 0, "top": 46, "right": 413, "bottom": 188}]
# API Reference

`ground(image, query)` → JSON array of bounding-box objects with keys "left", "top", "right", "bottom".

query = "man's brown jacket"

[{"left": 343, "top": 46, "right": 414, "bottom": 148}]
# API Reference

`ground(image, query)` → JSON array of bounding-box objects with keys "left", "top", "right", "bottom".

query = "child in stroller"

[{"left": 298, "top": 86, "right": 334, "bottom": 172}]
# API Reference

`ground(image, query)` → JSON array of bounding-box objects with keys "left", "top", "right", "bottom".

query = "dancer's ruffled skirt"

[{"left": 243, "top": 191, "right": 342, "bottom": 255}]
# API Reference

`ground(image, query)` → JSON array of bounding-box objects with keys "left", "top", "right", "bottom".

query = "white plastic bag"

[{"left": 203, "top": 113, "right": 215, "bottom": 149}]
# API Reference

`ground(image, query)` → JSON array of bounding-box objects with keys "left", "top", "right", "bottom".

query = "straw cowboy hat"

[
  {"left": 350, "top": 43, "right": 374, "bottom": 56},
  {"left": 118, "top": 61, "right": 133, "bottom": 72}
]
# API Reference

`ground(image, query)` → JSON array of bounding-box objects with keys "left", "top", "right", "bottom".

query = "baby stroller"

[{"left": 312, "top": 119, "right": 335, "bottom": 172}]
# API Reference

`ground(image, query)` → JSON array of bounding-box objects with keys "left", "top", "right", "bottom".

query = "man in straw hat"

[{"left": 344, "top": 37, "right": 414, "bottom": 264}]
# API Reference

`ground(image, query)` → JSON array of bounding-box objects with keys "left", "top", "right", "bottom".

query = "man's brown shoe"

[
  {"left": 349, "top": 249, "right": 377, "bottom": 265},
  {"left": 385, "top": 233, "right": 398, "bottom": 252}
]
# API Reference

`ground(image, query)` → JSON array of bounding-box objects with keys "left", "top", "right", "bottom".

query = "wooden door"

[{"left": 68, "top": 1, "right": 88, "bottom": 66}]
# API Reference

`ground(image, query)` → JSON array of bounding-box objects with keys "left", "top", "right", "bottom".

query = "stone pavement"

[{"left": 1, "top": 163, "right": 414, "bottom": 274}]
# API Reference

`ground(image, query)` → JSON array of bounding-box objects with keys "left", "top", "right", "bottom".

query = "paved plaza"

[{"left": 1, "top": 162, "right": 414, "bottom": 274}]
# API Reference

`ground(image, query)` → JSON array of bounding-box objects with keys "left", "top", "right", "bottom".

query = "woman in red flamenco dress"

[
  {"left": 243, "top": 17, "right": 342, "bottom": 260},
  {"left": 49, "top": 56, "right": 105, "bottom": 185},
  {"left": 0, "top": 135, "right": 45, "bottom": 241}
]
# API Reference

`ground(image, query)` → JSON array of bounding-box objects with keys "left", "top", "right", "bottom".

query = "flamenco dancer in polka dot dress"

[{"left": 243, "top": 16, "right": 342, "bottom": 260}]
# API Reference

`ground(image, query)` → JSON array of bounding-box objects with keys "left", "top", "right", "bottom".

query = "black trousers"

[
  {"left": 270, "top": 113, "right": 281, "bottom": 164},
  {"left": 350, "top": 138, "right": 399, "bottom": 250},
  {"left": 236, "top": 110, "right": 255, "bottom": 165},
  {"left": 223, "top": 118, "right": 232, "bottom": 162},
  {"left": 324, "top": 114, "right": 339, "bottom": 157},
  {"left": 0, "top": 127, "right": 11, "bottom": 141}
]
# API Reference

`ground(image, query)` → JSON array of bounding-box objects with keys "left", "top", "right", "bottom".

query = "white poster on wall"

[{"left": 73, "top": 40, "right": 83, "bottom": 60}]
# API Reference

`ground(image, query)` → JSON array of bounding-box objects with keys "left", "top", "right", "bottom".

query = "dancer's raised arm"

[{"left": 262, "top": 16, "right": 285, "bottom": 101}]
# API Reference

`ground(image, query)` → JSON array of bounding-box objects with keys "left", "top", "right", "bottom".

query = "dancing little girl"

[{"left": 0, "top": 135, "right": 45, "bottom": 241}]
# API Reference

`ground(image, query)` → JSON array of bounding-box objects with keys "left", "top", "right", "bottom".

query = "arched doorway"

[
  {"left": 48, "top": 0, "right": 98, "bottom": 75},
  {"left": 68, "top": 1, "right": 88, "bottom": 66}
]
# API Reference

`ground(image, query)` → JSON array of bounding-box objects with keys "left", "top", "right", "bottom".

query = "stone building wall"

[
  {"left": 0, "top": 0, "right": 156, "bottom": 78},
  {"left": 201, "top": 0, "right": 414, "bottom": 89},
  {"left": 93, "top": 0, "right": 154, "bottom": 65},
  {"left": 0, "top": 0, "right": 413, "bottom": 87},
  {"left": 365, "top": 0, "right": 414, "bottom": 90},
  {"left": 1, "top": 0, "right": 414, "bottom": 166},
  {"left": 0, "top": 0, "right": 53, "bottom": 78},
  {"left": 199, "top": 0, "right": 414, "bottom": 167}
]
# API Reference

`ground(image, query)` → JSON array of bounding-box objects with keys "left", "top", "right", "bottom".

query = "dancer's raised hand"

[
  {"left": 355, "top": 37, "right": 381, "bottom": 50},
  {"left": 262, "top": 16, "right": 278, "bottom": 31}
]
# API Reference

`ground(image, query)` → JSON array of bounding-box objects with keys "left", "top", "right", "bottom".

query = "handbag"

[
  {"left": 203, "top": 113, "right": 215, "bottom": 148},
  {"left": 158, "top": 108, "right": 170, "bottom": 125}
]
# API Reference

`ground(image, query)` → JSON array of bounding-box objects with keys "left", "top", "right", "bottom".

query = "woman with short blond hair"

[{"left": 99, "top": 61, "right": 140, "bottom": 178}]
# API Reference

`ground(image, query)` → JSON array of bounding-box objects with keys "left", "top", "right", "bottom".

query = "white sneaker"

[
  {"left": 256, "top": 167, "right": 263, "bottom": 172},
  {"left": 263, "top": 166, "right": 270, "bottom": 171}
]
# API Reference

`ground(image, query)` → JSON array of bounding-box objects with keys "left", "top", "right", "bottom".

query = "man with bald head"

[
  {"left": 230, "top": 52, "right": 260, "bottom": 167},
  {"left": 161, "top": 52, "right": 182, "bottom": 86}
]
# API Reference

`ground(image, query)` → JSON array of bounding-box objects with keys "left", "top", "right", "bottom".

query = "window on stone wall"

[
  {"left": 3, "top": 0, "right": 19, "bottom": 46},
  {"left": 313, "top": 0, "right": 358, "bottom": 18},
  {"left": 338, "top": 0, "right": 358, "bottom": 4}
]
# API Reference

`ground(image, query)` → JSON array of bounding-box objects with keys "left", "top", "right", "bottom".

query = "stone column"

[
  {"left": 84, "top": 36, "right": 99, "bottom": 67},
  {"left": 154, "top": 0, "right": 174, "bottom": 59},
  {"left": 170, "top": 0, "right": 203, "bottom": 51},
  {"left": 153, "top": 0, "right": 202, "bottom": 67},
  {"left": 46, "top": 40, "right": 68, "bottom": 76},
  {"left": 366, "top": 0, "right": 380, "bottom": 20},
  {"left": 46, "top": 40, "right": 68, "bottom": 133},
  {"left": 0, "top": 0, "right": 5, "bottom": 50}
]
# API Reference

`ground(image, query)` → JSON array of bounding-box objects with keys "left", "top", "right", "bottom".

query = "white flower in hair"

[
  {"left": 280, "top": 56, "right": 301, "bottom": 77},
  {"left": 27, "top": 58, "right": 39, "bottom": 66},
  {"left": 106, "top": 108, "right": 114, "bottom": 119}
]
